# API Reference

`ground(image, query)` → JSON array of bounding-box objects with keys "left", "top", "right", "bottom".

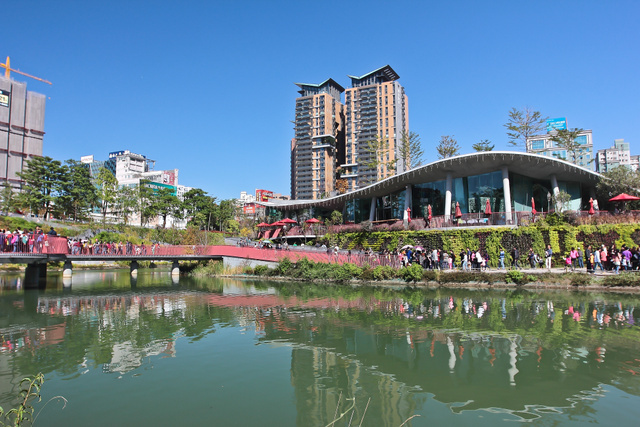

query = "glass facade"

[
  {"left": 345, "top": 198, "right": 371, "bottom": 223},
  {"left": 374, "top": 189, "right": 405, "bottom": 221},
  {"left": 412, "top": 180, "right": 446, "bottom": 217}
]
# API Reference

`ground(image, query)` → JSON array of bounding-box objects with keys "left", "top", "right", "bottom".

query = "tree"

[
  {"left": 596, "top": 166, "right": 640, "bottom": 209},
  {"left": 472, "top": 139, "right": 495, "bottom": 152},
  {"left": 137, "top": 185, "right": 155, "bottom": 227},
  {"left": 149, "top": 187, "right": 182, "bottom": 228},
  {"left": 182, "top": 188, "right": 217, "bottom": 230},
  {"left": 17, "top": 156, "right": 66, "bottom": 219},
  {"left": 56, "top": 159, "right": 98, "bottom": 221},
  {"left": 398, "top": 131, "right": 424, "bottom": 171},
  {"left": 215, "top": 199, "right": 236, "bottom": 231},
  {"left": 113, "top": 186, "right": 138, "bottom": 225},
  {"left": 549, "top": 128, "right": 590, "bottom": 166},
  {"left": 0, "top": 184, "right": 17, "bottom": 214},
  {"left": 504, "top": 107, "right": 547, "bottom": 150},
  {"left": 95, "top": 167, "right": 118, "bottom": 224},
  {"left": 436, "top": 135, "right": 460, "bottom": 159},
  {"left": 360, "top": 136, "right": 395, "bottom": 181}
]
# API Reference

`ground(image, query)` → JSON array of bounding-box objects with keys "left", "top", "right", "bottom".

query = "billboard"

[
  {"left": 546, "top": 118, "right": 567, "bottom": 132},
  {"left": 80, "top": 155, "right": 94, "bottom": 164},
  {"left": 141, "top": 180, "right": 177, "bottom": 196},
  {"left": 243, "top": 203, "right": 256, "bottom": 214},
  {"left": 162, "top": 169, "right": 177, "bottom": 186},
  {"left": 255, "top": 189, "right": 274, "bottom": 202}
]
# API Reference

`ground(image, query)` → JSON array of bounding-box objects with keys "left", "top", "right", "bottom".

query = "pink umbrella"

[
  {"left": 455, "top": 202, "right": 462, "bottom": 218},
  {"left": 485, "top": 199, "right": 492, "bottom": 215},
  {"left": 531, "top": 197, "right": 537, "bottom": 215},
  {"left": 588, "top": 198, "right": 595, "bottom": 215},
  {"left": 427, "top": 204, "right": 432, "bottom": 221}
]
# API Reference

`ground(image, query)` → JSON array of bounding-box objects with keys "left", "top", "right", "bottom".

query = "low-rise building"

[{"left": 596, "top": 138, "right": 638, "bottom": 172}]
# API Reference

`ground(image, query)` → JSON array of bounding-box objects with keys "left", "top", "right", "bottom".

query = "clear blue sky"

[{"left": 4, "top": 0, "right": 639, "bottom": 200}]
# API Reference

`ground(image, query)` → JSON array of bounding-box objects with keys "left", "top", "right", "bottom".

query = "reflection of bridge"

[{"left": 0, "top": 237, "right": 398, "bottom": 288}]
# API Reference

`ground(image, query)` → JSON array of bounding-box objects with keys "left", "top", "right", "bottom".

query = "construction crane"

[{"left": 0, "top": 56, "right": 52, "bottom": 85}]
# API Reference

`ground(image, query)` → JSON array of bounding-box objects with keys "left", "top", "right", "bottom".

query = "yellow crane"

[{"left": 0, "top": 56, "right": 52, "bottom": 85}]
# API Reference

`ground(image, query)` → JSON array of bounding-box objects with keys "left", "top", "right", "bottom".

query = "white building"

[
  {"left": 596, "top": 138, "right": 638, "bottom": 172},
  {"left": 526, "top": 128, "right": 594, "bottom": 171}
]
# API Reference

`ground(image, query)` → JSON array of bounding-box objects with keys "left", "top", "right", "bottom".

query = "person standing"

[
  {"left": 545, "top": 245, "right": 553, "bottom": 270},
  {"left": 577, "top": 247, "right": 584, "bottom": 269},
  {"left": 570, "top": 247, "right": 578, "bottom": 271},
  {"left": 594, "top": 247, "right": 603, "bottom": 272},
  {"left": 499, "top": 248, "right": 505, "bottom": 270},
  {"left": 585, "top": 245, "right": 593, "bottom": 273}
]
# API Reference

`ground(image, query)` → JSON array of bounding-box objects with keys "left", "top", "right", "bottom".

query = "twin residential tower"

[{"left": 291, "top": 65, "right": 408, "bottom": 200}]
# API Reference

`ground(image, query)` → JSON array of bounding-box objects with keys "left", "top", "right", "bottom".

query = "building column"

[
  {"left": 130, "top": 260, "right": 139, "bottom": 277},
  {"left": 369, "top": 197, "right": 377, "bottom": 222},
  {"left": 445, "top": 173, "right": 453, "bottom": 220},
  {"left": 171, "top": 260, "right": 180, "bottom": 276},
  {"left": 550, "top": 174, "right": 560, "bottom": 211},
  {"left": 502, "top": 167, "right": 512, "bottom": 224},
  {"left": 63, "top": 260, "right": 73, "bottom": 279},
  {"left": 24, "top": 263, "right": 47, "bottom": 289}
]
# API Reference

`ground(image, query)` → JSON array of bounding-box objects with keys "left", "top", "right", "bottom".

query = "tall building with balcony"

[
  {"left": 526, "top": 127, "right": 594, "bottom": 171},
  {"left": 291, "top": 79, "right": 345, "bottom": 200},
  {"left": 0, "top": 76, "right": 46, "bottom": 189},
  {"left": 596, "top": 138, "right": 638, "bottom": 172},
  {"left": 343, "top": 65, "right": 408, "bottom": 190}
]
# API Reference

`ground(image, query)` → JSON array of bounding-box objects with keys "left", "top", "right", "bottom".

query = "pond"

[{"left": 1, "top": 269, "right": 639, "bottom": 426}]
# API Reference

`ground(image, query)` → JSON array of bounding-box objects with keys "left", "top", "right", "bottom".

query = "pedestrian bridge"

[{"left": 0, "top": 237, "right": 400, "bottom": 288}]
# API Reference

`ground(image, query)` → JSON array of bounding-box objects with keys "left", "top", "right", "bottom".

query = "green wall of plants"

[{"left": 328, "top": 224, "right": 640, "bottom": 267}]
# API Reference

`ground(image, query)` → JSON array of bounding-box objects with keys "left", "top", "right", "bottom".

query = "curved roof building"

[{"left": 270, "top": 151, "right": 601, "bottom": 225}]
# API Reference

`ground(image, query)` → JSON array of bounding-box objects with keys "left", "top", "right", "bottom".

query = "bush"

[
  {"left": 276, "top": 258, "right": 294, "bottom": 276},
  {"left": 371, "top": 265, "right": 396, "bottom": 281},
  {"left": 253, "top": 265, "right": 270, "bottom": 276},
  {"left": 400, "top": 264, "right": 423, "bottom": 283},
  {"left": 505, "top": 270, "right": 529, "bottom": 285},
  {"left": 565, "top": 273, "right": 591, "bottom": 286},
  {"left": 601, "top": 272, "right": 640, "bottom": 287}
]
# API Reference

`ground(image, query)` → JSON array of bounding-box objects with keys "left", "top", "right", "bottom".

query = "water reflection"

[{"left": 1, "top": 272, "right": 639, "bottom": 425}]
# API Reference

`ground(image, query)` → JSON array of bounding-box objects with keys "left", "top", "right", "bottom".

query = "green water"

[{"left": 1, "top": 270, "right": 640, "bottom": 426}]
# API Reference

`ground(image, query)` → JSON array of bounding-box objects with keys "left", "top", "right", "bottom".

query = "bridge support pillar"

[
  {"left": 171, "top": 261, "right": 180, "bottom": 276},
  {"left": 130, "top": 260, "right": 139, "bottom": 277},
  {"left": 25, "top": 263, "right": 47, "bottom": 289},
  {"left": 63, "top": 260, "right": 73, "bottom": 279}
]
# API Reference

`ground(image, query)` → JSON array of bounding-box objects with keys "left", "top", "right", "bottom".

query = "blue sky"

[{"left": 4, "top": 0, "right": 639, "bottom": 200}]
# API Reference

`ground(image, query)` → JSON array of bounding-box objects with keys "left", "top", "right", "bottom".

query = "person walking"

[
  {"left": 585, "top": 245, "right": 593, "bottom": 273},
  {"left": 577, "top": 247, "right": 584, "bottom": 269},
  {"left": 594, "top": 247, "right": 604, "bottom": 272},
  {"left": 499, "top": 249, "right": 505, "bottom": 270},
  {"left": 511, "top": 247, "right": 519, "bottom": 269}
]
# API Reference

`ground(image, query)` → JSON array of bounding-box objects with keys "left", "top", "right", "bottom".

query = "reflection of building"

[
  {"left": 0, "top": 76, "right": 46, "bottom": 189},
  {"left": 596, "top": 138, "right": 639, "bottom": 172},
  {"left": 526, "top": 125, "right": 594, "bottom": 171},
  {"left": 270, "top": 152, "right": 602, "bottom": 222}
]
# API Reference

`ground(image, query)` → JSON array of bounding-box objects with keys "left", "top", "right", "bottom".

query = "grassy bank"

[{"left": 190, "top": 258, "right": 640, "bottom": 289}]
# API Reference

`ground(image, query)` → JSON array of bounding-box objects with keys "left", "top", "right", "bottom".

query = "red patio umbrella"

[
  {"left": 588, "top": 198, "right": 595, "bottom": 215},
  {"left": 455, "top": 202, "right": 462, "bottom": 218},
  {"left": 271, "top": 221, "right": 285, "bottom": 226},
  {"left": 609, "top": 193, "right": 640, "bottom": 202},
  {"left": 305, "top": 218, "right": 322, "bottom": 224},
  {"left": 485, "top": 199, "right": 492, "bottom": 215},
  {"left": 256, "top": 222, "right": 269, "bottom": 227},
  {"left": 531, "top": 197, "right": 537, "bottom": 215},
  {"left": 427, "top": 204, "right": 432, "bottom": 221},
  {"left": 280, "top": 218, "right": 297, "bottom": 224}
]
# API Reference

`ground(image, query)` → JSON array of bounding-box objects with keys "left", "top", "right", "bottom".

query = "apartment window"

[
  {"left": 385, "top": 86, "right": 388, "bottom": 94},
  {"left": 385, "top": 118, "right": 389, "bottom": 127},
  {"left": 385, "top": 96, "right": 388, "bottom": 105},
  {"left": 385, "top": 107, "right": 388, "bottom": 116}
]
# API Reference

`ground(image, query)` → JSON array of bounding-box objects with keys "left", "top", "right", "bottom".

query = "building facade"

[
  {"left": 290, "top": 65, "right": 409, "bottom": 200},
  {"left": 0, "top": 76, "right": 46, "bottom": 189},
  {"left": 343, "top": 65, "right": 408, "bottom": 191},
  {"left": 526, "top": 128, "right": 594, "bottom": 171},
  {"left": 291, "top": 79, "right": 345, "bottom": 200},
  {"left": 596, "top": 138, "right": 638, "bottom": 172}
]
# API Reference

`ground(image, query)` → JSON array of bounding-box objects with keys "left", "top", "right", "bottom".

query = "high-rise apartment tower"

[
  {"left": 291, "top": 79, "right": 345, "bottom": 200},
  {"left": 291, "top": 65, "right": 408, "bottom": 200},
  {"left": 343, "top": 65, "right": 408, "bottom": 191}
]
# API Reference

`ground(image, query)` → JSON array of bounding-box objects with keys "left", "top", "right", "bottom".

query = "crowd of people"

[{"left": 0, "top": 226, "right": 57, "bottom": 253}]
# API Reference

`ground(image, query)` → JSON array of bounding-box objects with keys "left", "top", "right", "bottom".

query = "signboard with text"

[{"left": 546, "top": 118, "right": 567, "bottom": 132}]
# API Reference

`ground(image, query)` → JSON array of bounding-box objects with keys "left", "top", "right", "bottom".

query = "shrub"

[
  {"left": 565, "top": 273, "right": 591, "bottom": 286},
  {"left": 253, "top": 265, "right": 270, "bottom": 276},
  {"left": 602, "top": 273, "right": 640, "bottom": 287},
  {"left": 400, "top": 264, "right": 423, "bottom": 283},
  {"left": 371, "top": 265, "right": 396, "bottom": 281},
  {"left": 276, "top": 258, "right": 294, "bottom": 276},
  {"left": 505, "top": 270, "right": 529, "bottom": 285}
]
